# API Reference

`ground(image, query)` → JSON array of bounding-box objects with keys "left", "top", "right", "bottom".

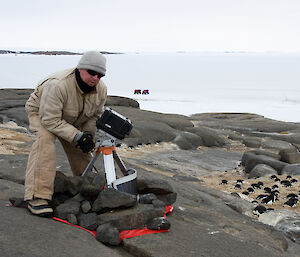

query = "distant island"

[{"left": 0, "top": 50, "right": 123, "bottom": 55}]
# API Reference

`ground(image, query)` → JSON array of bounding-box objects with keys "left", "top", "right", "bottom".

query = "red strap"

[
  {"left": 52, "top": 205, "right": 174, "bottom": 240},
  {"left": 52, "top": 217, "right": 97, "bottom": 237}
]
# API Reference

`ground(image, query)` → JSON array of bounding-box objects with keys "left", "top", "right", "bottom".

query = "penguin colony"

[{"left": 203, "top": 171, "right": 300, "bottom": 215}]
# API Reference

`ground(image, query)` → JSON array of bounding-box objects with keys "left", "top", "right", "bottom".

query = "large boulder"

[
  {"left": 241, "top": 150, "right": 287, "bottom": 173},
  {"left": 248, "top": 164, "right": 278, "bottom": 179},
  {"left": 281, "top": 164, "right": 300, "bottom": 176},
  {"left": 184, "top": 126, "right": 230, "bottom": 147}
]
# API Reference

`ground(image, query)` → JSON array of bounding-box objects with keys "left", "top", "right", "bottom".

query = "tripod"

[{"left": 81, "top": 131, "right": 137, "bottom": 194}]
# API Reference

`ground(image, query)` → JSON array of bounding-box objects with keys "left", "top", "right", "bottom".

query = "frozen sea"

[{"left": 0, "top": 52, "right": 300, "bottom": 122}]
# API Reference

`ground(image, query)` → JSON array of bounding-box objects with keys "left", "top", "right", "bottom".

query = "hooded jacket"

[{"left": 25, "top": 68, "right": 107, "bottom": 142}]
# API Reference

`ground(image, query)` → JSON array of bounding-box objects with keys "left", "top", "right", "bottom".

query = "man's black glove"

[{"left": 76, "top": 131, "right": 95, "bottom": 153}]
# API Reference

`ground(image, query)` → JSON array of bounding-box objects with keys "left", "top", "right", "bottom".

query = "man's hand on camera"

[{"left": 75, "top": 131, "right": 95, "bottom": 153}]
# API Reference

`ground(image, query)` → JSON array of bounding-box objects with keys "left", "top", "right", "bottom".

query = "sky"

[{"left": 1, "top": 0, "right": 300, "bottom": 53}]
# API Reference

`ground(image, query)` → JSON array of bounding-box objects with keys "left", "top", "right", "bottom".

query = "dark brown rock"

[
  {"left": 92, "top": 188, "right": 137, "bottom": 213},
  {"left": 96, "top": 224, "right": 121, "bottom": 246}
]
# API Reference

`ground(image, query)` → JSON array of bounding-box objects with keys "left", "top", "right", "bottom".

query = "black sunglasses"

[{"left": 86, "top": 69, "right": 105, "bottom": 78}]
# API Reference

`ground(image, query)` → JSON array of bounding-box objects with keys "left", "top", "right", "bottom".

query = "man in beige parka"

[{"left": 24, "top": 51, "right": 107, "bottom": 217}]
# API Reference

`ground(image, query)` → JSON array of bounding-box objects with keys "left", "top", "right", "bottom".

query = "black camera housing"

[{"left": 96, "top": 108, "right": 133, "bottom": 140}]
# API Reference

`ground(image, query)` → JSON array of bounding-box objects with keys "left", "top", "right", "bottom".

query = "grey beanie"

[{"left": 77, "top": 51, "right": 106, "bottom": 75}]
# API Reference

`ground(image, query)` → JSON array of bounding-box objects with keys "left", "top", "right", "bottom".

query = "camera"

[{"left": 96, "top": 107, "right": 133, "bottom": 140}]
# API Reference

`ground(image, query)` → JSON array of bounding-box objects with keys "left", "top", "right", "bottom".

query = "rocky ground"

[{"left": 1, "top": 89, "right": 300, "bottom": 257}]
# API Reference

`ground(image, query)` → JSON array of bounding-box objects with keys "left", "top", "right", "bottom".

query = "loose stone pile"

[{"left": 51, "top": 171, "right": 176, "bottom": 245}]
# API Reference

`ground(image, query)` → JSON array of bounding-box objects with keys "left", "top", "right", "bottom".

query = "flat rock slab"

[
  {"left": 132, "top": 148, "right": 242, "bottom": 177},
  {"left": 0, "top": 200, "right": 127, "bottom": 257},
  {"left": 123, "top": 216, "right": 287, "bottom": 257},
  {"left": 0, "top": 179, "right": 24, "bottom": 201}
]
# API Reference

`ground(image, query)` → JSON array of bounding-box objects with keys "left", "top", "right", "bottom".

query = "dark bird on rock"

[
  {"left": 253, "top": 205, "right": 267, "bottom": 215},
  {"left": 242, "top": 191, "right": 249, "bottom": 195},
  {"left": 286, "top": 175, "right": 292, "bottom": 179},
  {"left": 264, "top": 187, "right": 272, "bottom": 193},
  {"left": 281, "top": 180, "right": 292, "bottom": 187},
  {"left": 252, "top": 200, "right": 259, "bottom": 204},
  {"left": 291, "top": 178, "right": 298, "bottom": 183},
  {"left": 251, "top": 183, "right": 261, "bottom": 189},
  {"left": 257, "top": 181, "right": 264, "bottom": 186},
  {"left": 287, "top": 193, "right": 298, "bottom": 199},
  {"left": 275, "top": 178, "right": 281, "bottom": 182},
  {"left": 234, "top": 184, "right": 242, "bottom": 189},
  {"left": 220, "top": 179, "right": 228, "bottom": 185},
  {"left": 270, "top": 175, "right": 278, "bottom": 180},
  {"left": 272, "top": 185, "right": 279, "bottom": 189},
  {"left": 237, "top": 179, "right": 244, "bottom": 184},
  {"left": 284, "top": 198, "right": 298, "bottom": 207},
  {"left": 247, "top": 187, "right": 254, "bottom": 193}
]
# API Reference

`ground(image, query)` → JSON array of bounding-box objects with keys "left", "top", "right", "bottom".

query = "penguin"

[
  {"left": 270, "top": 175, "right": 278, "bottom": 180},
  {"left": 253, "top": 205, "right": 267, "bottom": 215},
  {"left": 286, "top": 175, "right": 292, "bottom": 179},
  {"left": 237, "top": 179, "right": 244, "bottom": 184},
  {"left": 287, "top": 193, "right": 298, "bottom": 199},
  {"left": 281, "top": 180, "right": 292, "bottom": 187},
  {"left": 247, "top": 187, "right": 254, "bottom": 193},
  {"left": 242, "top": 191, "right": 249, "bottom": 196},
  {"left": 272, "top": 185, "right": 279, "bottom": 189},
  {"left": 220, "top": 179, "right": 228, "bottom": 185},
  {"left": 257, "top": 181, "right": 264, "bottom": 187},
  {"left": 291, "top": 178, "right": 298, "bottom": 183},
  {"left": 234, "top": 184, "right": 242, "bottom": 189},
  {"left": 284, "top": 198, "right": 298, "bottom": 207},
  {"left": 264, "top": 187, "right": 272, "bottom": 193}
]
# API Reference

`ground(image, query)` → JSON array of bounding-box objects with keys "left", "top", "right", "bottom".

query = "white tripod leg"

[{"left": 103, "top": 153, "right": 117, "bottom": 187}]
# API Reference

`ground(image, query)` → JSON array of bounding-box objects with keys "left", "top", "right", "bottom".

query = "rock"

[
  {"left": 276, "top": 217, "right": 300, "bottom": 244},
  {"left": 137, "top": 178, "right": 175, "bottom": 195},
  {"left": 248, "top": 164, "right": 278, "bottom": 178},
  {"left": 92, "top": 188, "right": 137, "bottom": 213},
  {"left": 242, "top": 137, "right": 262, "bottom": 148},
  {"left": 105, "top": 95, "right": 140, "bottom": 109},
  {"left": 172, "top": 174, "right": 200, "bottom": 182},
  {"left": 241, "top": 150, "right": 281, "bottom": 166},
  {"left": 146, "top": 217, "right": 171, "bottom": 230},
  {"left": 67, "top": 213, "right": 78, "bottom": 225},
  {"left": 54, "top": 200, "right": 81, "bottom": 219},
  {"left": 80, "top": 183, "right": 103, "bottom": 198},
  {"left": 156, "top": 193, "right": 177, "bottom": 205},
  {"left": 0, "top": 179, "right": 24, "bottom": 201},
  {"left": 78, "top": 212, "right": 98, "bottom": 230},
  {"left": 172, "top": 133, "right": 195, "bottom": 150},
  {"left": 54, "top": 170, "right": 71, "bottom": 194},
  {"left": 138, "top": 193, "right": 157, "bottom": 204},
  {"left": 96, "top": 224, "right": 121, "bottom": 246},
  {"left": 81, "top": 200, "right": 92, "bottom": 213},
  {"left": 97, "top": 204, "right": 165, "bottom": 230},
  {"left": 172, "top": 131, "right": 203, "bottom": 150},
  {"left": 258, "top": 209, "right": 300, "bottom": 244},
  {"left": 152, "top": 199, "right": 165, "bottom": 208},
  {"left": 261, "top": 138, "right": 294, "bottom": 151},
  {"left": 241, "top": 151, "right": 287, "bottom": 173},
  {"left": 281, "top": 164, "right": 300, "bottom": 176},
  {"left": 185, "top": 126, "right": 230, "bottom": 147},
  {"left": 280, "top": 148, "right": 300, "bottom": 164}
]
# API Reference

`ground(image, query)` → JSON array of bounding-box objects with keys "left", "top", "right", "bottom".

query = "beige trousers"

[{"left": 24, "top": 112, "right": 91, "bottom": 201}]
